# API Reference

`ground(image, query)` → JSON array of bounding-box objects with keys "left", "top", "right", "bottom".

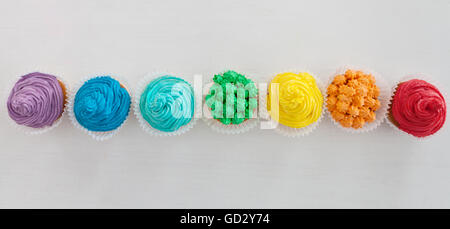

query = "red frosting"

[{"left": 391, "top": 79, "right": 446, "bottom": 137}]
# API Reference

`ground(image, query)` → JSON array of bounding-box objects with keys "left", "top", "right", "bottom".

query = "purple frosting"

[{"left": 7, "top": 72, "right": 65, "bottom": 128}]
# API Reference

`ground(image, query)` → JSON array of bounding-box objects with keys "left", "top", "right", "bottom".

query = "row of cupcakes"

[{"left": 4, "top": 68, "right": 447, "bottom": 140}]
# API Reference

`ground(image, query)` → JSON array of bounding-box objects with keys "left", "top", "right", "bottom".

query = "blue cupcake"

[
  {"left": 135, "top": 74, "right": 196, "bottom": 136},
  {"left": 70, "top": 76, "right": 131, "bottom": 140}
]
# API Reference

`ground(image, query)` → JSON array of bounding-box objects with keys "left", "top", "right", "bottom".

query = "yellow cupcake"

[{"left": 267, "top": 72, "right": 323, "bottom": 128}]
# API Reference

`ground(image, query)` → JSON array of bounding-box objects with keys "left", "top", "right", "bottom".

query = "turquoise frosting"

[
  {"left": 139, "top": 76, "right": 194, "bottom": 132},
  {"left": 74, "top": 76, "right": 131, "bottom": 132}
]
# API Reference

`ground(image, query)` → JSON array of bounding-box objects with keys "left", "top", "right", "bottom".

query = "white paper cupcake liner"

[
  {"left": 133, "top": 72, "right": 200, "bottom": 136},
  {"left": 3, "top": 69, "right": 69, "bottom": 135},
  {"left": 68, "top": 74, "right": 132, "bottom": 141},
  {"left": 325, "top": 66, "right": 391, "bottom": 134},
  {"left": 260, "top": 70, "right": 325, "bottom": 137},
  {"left": 386, "top": 74, "right": 449, "bottom": 140},
  {"left": 202, "top": 70, "right": 259, "bottom": 135}
]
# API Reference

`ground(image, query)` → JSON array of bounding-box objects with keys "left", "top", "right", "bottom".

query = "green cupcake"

[{"left": 205, "top": 70, "right": 258, "bottom": 125}]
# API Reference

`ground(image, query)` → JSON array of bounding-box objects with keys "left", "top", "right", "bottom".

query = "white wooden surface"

[{"left": 0, "top": 0, "right": 449, "bottom": 208}]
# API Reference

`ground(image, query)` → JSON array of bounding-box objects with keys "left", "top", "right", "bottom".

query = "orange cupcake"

[{"left": 326, "top": 68, "right": 389, "bottom": 132}]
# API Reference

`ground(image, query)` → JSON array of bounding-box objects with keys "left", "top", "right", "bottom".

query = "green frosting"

[{"left": 205, "top": 70, "right": 258, "bottom": 125}]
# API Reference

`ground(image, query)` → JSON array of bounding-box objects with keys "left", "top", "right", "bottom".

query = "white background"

[{"left": 0, "top": 0, "right": 449, "bottom": 208}]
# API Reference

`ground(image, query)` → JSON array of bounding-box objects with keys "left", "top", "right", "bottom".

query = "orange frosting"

[{"left": 327, "top": 69, "right": 380, "bottom": 129}]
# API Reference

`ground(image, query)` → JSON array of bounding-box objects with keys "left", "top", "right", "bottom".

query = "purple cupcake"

[{"left": 6, "top": 72, "right": 67, "bottom": 132}]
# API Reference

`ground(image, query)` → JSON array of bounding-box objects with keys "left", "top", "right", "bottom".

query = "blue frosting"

[
  {"left": 139, "top": 76, "right": 194, "bottom": 132},
  {"left": 74, "top": 76, "right": 131, "bottom": 132}
]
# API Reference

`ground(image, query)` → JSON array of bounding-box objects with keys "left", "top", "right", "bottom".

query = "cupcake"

[
  {"left": 69, "top": 76, "right": 131, "bottom": 140},
  {"left": 6, "top": 72, "right": 67, "bottom": 134},
  {"left": 204, "top": 70, "right": 258, "bottom": 134},
  {"left": 134, "top": 74, "right": 196, "bottom": 136},
  {"left": 388, "top": 78, "right": 447, "bottom": 138},
  {"left": 266, "top": 72, "right": 324, "bottom": 136},
  {"left": 326, "top": 68, "right": 389, "bottom": 132}
]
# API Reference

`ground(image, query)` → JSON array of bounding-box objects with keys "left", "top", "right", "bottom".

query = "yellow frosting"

[{"left": 267, "top": 72, "right": 323, "bottom": 128}]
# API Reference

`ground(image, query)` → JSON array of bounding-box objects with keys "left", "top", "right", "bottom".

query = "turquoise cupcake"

[{"left": 134, "top": 73, "right": 197, "bottom": 136}]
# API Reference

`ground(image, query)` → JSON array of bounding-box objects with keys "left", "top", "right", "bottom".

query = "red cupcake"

[{"left": 388, "top": 78, "right": 447, "bottom": 138}]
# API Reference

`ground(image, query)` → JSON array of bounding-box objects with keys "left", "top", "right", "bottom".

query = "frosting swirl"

[
  {"left": 140, "top": 76, "right": 194, "bottom": 132},
  {"left": 74, "top": 76, "right": 131, "bottom": 132},
  {"left": 7, "top": 72, "right": 65, "bottom": 128},
  {"left": 267, "top": 72, "right": 323, "bottom": 128},
  {"left": 391, "top": 79, "right": 446, "bottom": 137}
]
